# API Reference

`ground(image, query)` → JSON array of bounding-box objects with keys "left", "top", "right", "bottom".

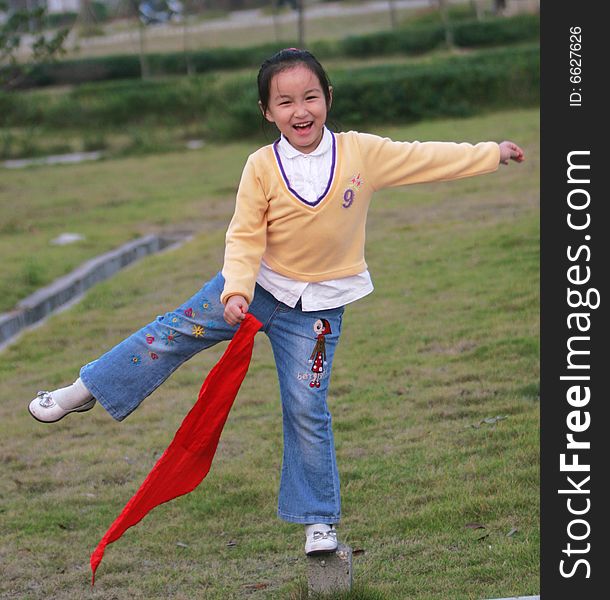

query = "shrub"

[
  {"left": 46, "top": 12, "right": 78, "bottom": 29},
  {"left": 210, "top": 46, "right": 540, "bottom": 139},
  {"left": 0, "top": 46, "right": 539, "bottom": 137},
  {"left": 12, "top": 13, "right": 539, "bottom": 88},
  {"left": 453, "top": 14, "right": 540, "bottom": 47}
]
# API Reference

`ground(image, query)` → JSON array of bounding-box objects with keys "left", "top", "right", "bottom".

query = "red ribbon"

[{"left": 90, "top": 313, "right": 262, "bottom": 584}]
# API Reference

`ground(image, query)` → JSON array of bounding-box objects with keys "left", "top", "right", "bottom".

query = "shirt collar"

[{"left": 277, "top": 126, "right": 332, "bottom": 159}]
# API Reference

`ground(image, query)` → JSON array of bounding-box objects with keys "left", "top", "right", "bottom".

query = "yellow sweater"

[{"left": 221, "top": 131, "right": 500, "bottom": 304}]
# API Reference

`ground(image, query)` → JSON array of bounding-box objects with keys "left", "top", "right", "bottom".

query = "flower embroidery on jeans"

[
  {"left": 184, "top": 307, "right": 194, "bottom": 318},
  {"left": 130, "top": 354, "right": 142, "bottom": 366},
  {"left": 168, "top": 314, "right": 183, "bottom": 328},
  {"left": 161, "top": 330, "right": 181, "bottom": 345},
  {"left": 192, "top": 325, "right": 205, "bottom": 338},
  {"left": 149, "top": 351, "right": 159, "bottom": 360}
]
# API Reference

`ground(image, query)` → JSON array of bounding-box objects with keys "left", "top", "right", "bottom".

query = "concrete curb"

[
  {"left": 0, "top": 233, "right": 189, "bottom": 351},
  {"left": 306, "top": 543, "right": 353, "bottom": 596}
]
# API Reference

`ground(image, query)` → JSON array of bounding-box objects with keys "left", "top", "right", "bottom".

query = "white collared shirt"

[{"left": 256, "top": 127, "right": 374, "bottom": 311}]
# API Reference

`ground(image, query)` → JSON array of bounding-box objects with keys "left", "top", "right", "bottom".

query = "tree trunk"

[
  {"left": 182, "top": 10, "right": 194, "bottom": 76},
  {"left": 78, "top": 0, "right": 97, "bottom": 27},
  {"left": 493, "top": 0, "right": 507, "bottom": 15},
  {"left": 388, "top": 0, "right": 398, "bottom": 29},
  {"left": 470, "top": 0, "right": 485, "bottom": 21},
  {"left": 272, "top": 0, "right": 281, "bottom": 43},
  {"left": 138, "top": 18, "right": 150, "bottom": 79},
  {"left": 437, "top": 0, "right": 454, "bottom": 48},
  {"left": 297, "top": 0, "right": 305, "bottom": 47}
]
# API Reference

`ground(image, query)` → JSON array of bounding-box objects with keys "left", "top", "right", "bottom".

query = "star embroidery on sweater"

[{"left": 350, "top": 173, "right": 364, "bottom": 188}]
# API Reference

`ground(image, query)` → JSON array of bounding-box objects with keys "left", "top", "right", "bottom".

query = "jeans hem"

[
  {"left": 79, "top": 368, "right": 125, "bottom": 422},
  {"left": 277, "top": 509, "right": 340, "bottom": 525}
]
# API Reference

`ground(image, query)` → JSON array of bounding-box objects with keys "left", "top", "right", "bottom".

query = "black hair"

[{"left": 257, "top": 48, "right": 332, "bottom": 116}]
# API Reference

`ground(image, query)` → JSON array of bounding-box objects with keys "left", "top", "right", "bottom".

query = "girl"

[{"left": 28, "top": 48, "right": 524, "bottom": 556}]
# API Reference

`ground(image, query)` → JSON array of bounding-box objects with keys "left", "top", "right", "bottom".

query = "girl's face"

[{"left": 262, "top": 64, "right": 331, "bottom": 155}]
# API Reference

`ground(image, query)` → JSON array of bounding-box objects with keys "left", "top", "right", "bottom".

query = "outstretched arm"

[
  {"left": 499, "top": 140, "right": 525, "bottom": 165},
  {"left": 356, "top": 133, "right": 502, "bottom": 189}
]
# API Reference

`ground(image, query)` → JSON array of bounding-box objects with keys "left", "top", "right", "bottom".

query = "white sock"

[
  {"left": 53, "top": 378, "right": 93, "bottom": 410},
  {"left": 305, "top": 523, "right": 332, "bottom": 536}
]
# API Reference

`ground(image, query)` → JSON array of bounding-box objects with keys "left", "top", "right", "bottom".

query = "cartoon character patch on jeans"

[{"left": 308, "top": 319, "right": 332, "bottom": 388}]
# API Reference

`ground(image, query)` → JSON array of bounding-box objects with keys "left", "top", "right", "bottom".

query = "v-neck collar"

[
  {"left": 277, "top": 125, "right": 332, "bottom": 159},
  {"left": 272, "top": 130, "right": 337, "bottom": 208}
]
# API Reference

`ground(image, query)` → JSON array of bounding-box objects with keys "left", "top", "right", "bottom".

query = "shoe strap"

[
  {"left": 312, "top": 529, "right": 337, "bottom": 541},
  {"left": 37, "top": 391, "right": 55, "bottom": 408}
]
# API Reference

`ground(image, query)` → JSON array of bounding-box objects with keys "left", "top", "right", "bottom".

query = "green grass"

[
  {"left": 0, "top": 108, "right": 539, "bottom": 599},
  {"left": 0, "top": 141, "right": 251, "bottom": 312}
]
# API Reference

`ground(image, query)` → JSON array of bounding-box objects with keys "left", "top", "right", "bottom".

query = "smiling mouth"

[{"left": 293, "top": 122, "right": 313, "bottom": 132}]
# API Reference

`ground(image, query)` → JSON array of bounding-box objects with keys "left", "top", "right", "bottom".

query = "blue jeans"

[{"left": 80, "top": 272, "right": 344, "bottom": 524}]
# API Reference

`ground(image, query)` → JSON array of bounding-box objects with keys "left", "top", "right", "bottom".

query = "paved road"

[{"left": 71, "top": 0, "right": 436, "bottom": 49}]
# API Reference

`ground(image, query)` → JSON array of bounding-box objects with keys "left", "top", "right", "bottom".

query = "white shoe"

[
  {"left": 304, "top": 524, "right": 338, "bottom": 556},
  {"left": 28, "top": 379, "right": 95, "bottom": 423}
]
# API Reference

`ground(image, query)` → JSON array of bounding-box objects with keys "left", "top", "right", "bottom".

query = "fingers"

[
  {"left": 499, "top": 141, "right": 525, "bottom": 165},
  {"left": 224, "top": 306, "right": 245, "bottom": 326},
  {"left": 508, "top": 141, "right": 525, "bottom": 162},
  {"left": 223, "top": 306, "right": 243, "bottom": 326},
  {"left": 513, "top": 145, "right": 525, "bottom": 162},
  {"left": 223, "top": 296, "right": 249, "bottom": 326}
]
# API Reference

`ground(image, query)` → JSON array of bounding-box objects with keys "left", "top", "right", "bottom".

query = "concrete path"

[
  {"left": 1, "top": 151, "right": 103, "bottom": 170},
  {"left": 69, "top": 0, "right": 435, "bottom": 50},
  {"left": 0, "top": 234, "right": 189, "bottom": 351}
]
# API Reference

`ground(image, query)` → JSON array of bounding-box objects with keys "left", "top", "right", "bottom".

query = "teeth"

[{"left": 294, "top": 123, "right": 311, "bottom": 128}]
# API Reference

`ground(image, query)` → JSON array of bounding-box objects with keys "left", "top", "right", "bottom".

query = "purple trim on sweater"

[{"left": 272, "top": 132, "right": 337, "bottom": 208}]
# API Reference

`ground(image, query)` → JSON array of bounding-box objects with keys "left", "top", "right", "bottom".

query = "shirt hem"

[
  {"left": 301, "top": 285, "right": 374, "bottom": 311},
  {"left": 262, "top": 257, "right": 368, "bottom": 283}
]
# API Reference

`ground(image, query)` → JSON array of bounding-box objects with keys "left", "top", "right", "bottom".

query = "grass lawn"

[{"left": 0, "top": 108, "right": 539, "bottom": 599}]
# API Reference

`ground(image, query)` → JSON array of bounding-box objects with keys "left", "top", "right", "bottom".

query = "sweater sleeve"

[
  {"left": 221, "top": 155, "right": 268, "bottom": 305},
  {"left": 355, "top": 133, "right": 500, "bottom": 191}
]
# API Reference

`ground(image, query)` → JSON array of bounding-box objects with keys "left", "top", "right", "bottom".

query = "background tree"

[
  {"left": 271, "top": 0, "right": 282, "bottom": 43},
  {"left": 436, "top": 0, "right": 453, "bottom": 48},
  {"left": 296, "top": 0, "right": 304, "bottom": 47},
  {"left": 493, "top": 0, "right": 507, "bottom": 15},
  {"left": 181, "top": 0, "right": 201, "bottom": 75},
  {"left": 78, "top": 0, "right": 97, "bottom": 28},
  {"left": 470, "top": 0, "right": 485, "bottom": 20},
  {"left": 129, "top": 0, "right": 150, "bottom": 79},
  {"left": 1, "top": 0, "right": 70, "bottom": 90},
  {"left": 387, "top": 0, "right": 397, "bottom": 29}
]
